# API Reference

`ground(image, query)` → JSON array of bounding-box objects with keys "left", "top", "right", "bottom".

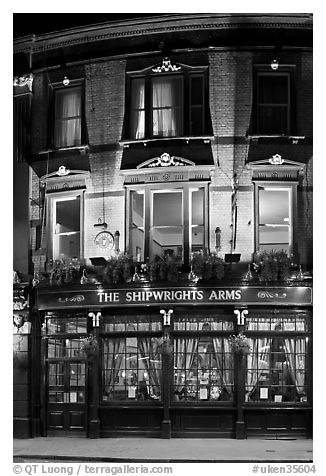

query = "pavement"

[{"left": 13, "top": 437, "right": 313, "bottom": 462}]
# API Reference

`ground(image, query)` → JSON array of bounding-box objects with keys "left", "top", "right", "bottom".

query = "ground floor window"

[
  {"left": 245, "top": 313, "right": 310, "bottom": 403},
  {"left": 101, "top": 313, "right": 162, "bottom": 402},
  {"left": 172, "top": 313, "right": 235, "bottom": 402}
]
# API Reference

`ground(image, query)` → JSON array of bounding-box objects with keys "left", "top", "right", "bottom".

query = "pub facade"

[{"left": 13, "top": 13, "right": 313, "bottom": 439}]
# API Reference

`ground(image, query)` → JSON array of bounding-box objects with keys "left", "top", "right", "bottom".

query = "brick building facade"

[{"left": 13, "top": 14, "right": 312, "bottom": 439}]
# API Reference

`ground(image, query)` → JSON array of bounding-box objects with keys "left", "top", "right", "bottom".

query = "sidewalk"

[{"left": 13, "top": 437, "right": 313, "bottom": 462}]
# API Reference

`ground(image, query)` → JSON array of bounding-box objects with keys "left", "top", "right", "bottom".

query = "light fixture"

[
  {"left": 215, "top": 227, "right": 221, "bottom": 251},
  {"left": 63, "top": 76, "right": 70, "bottom": 86},
  {"left": 270, "top": 59, "right": 279, "bottom": 71}
]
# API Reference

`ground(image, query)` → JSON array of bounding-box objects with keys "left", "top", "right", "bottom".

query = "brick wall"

[{"left": 28, "top": 48, "right": 313, "bottom": 272}]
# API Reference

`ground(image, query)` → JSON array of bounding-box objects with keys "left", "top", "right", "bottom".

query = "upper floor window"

[
  {"left": 54, "top": 85, "right": 82, "bottom": 149},
  {"left": 128, "top": 183, "right": 208, "bottom": 262},
  {"left": 254, "top": 69, "right": 293, "bottom": 135},
  {"left": 47, "top": 191, "right": 83, "bottom": 261},
  {"left": 127, "top": 63, "right": 208, "bottom": 140},
  {"left": 255, "top": 183, "right": 296, "bottom": 255}
]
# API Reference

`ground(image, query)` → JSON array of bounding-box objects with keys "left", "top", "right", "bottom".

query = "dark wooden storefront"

[{"left": 36, "top": 284, "right": 312, "bottom": 439}]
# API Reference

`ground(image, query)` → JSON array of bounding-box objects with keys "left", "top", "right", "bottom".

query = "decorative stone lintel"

[
  {"left": 13, "top": 73, "right": 34, "bottom": 92},
  {"left": 137, "top": 153, "right": 195, "bottom": 169},
  {"left": 152, "top": 57, "right": 181, "bottom": 73}
]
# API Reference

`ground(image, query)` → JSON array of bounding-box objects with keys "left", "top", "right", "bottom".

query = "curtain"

[
  {"left": 138, "top": 337, "right": 162, "bottom": 398},
  {"left": 55, "top": 89, "right": 81, "bottom": 147},
  {"left": 152, "top": 77, "right": 181, "bottom": 137},
  {"left": 245, "top": 321, "right": 272, "bottom": 397},
  {"left": 211, "top": 338, "right": 233, "bottom": 397},
  {"left": 103, "top": 338, "right": 125, "bottom": 394},
  {"left": 284, "top": 338, "right": 306, "bottom": 394},
  {"left": 246, "top": 337, "right": 272, "bottom": 396},
  {"left": 173, "top": 321, "right": 198, "bottom": 391},
  {"left": 130, "top": 79, "right": 145, "bottom": 139}
]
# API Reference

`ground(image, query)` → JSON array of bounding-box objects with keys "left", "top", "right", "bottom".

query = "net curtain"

[{"left": 55, "top": 88, "right": 81, "bottom": 148}]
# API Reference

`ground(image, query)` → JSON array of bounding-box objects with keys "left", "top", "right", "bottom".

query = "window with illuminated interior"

[
  {"left": 47, "top": 192, "right": 83, "bottom": 261},
  {"left": 255, "top": 183, "right": 296, "bottom": 255},
  {"left": 128, "top": 183, "right": 208, "bottom": 262},
  {"left": 127, "top": 64, "right": 208, "bottom": 140},
  {"left": 245, "top": 314, "right": 310, "bottom": 403}
]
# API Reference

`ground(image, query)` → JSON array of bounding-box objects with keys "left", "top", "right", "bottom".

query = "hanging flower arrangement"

[
  {"left": 80, "top": 334, "right": 99, "bottom": 357},
  {"left": 229, "top": 333, "right": 251, "bottom": 355}
]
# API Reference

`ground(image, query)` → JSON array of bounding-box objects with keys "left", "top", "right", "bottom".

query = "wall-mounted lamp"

[
  {"left": 114, "top": 230, "right": 120, "bottom": 254},
  {"left": 215, "top": 227, "right": 221, "bottom": 251},
  {"left": 63, "top": 76, "right": 70, "bottom": 86},
  {"left": 270, "top": 59, "right": 279, "bottom": 71}
]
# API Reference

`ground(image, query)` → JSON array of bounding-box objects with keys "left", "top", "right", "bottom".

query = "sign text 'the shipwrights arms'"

[{"left": 96, "top": 289, "right": 242, "bottom": 304}]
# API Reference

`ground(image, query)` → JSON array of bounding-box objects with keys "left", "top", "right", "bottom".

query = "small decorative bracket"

[
  {"left": 13, "top": 73, "right": 34, "bottom": 92},
  {"left": 160, "top": 309, "right": 173, "bottom": 326}
]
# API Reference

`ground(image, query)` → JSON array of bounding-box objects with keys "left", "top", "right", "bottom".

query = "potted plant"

[
  {"left": 148, "top": 254, "right": 182, "bottom": 282},
  {"left": 252, "top": 250, "right": 291, "bottom": 283},
  {"left": 103, "top": 254, "right": 134, "bottom": 285},
  {"left": 49, "top": 259, "right": 80, "bottom": 286},
  {"left": 229, "top": 333, "right": 251, "bottom": 355},
  {"left": 191, "top": 251, "right": 225, "bottom": 281}
]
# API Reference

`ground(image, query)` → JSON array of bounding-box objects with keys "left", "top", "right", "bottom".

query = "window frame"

[
  {"left": 126, "top": 182, "right": 209, "bottom": 263},
  {"left": 244, "top": 311, "right": 312, "bottom": 405},
  {"left": 253, "top": 65, "right": 296, "bottom": 136},
  {"left": 125, "top": 65, "right": 209, "bottom": 140},
  {"left": 254, "top": 181, "right": 297, "bottom": 255},
  {"left": 50, "top": 79, "right": 85, "bottom": 150},
  {"left": 171, "top": 310, "right": 235, "bottom": 404},
  {"left": 46, "top": 189, "right": 85, "bottom": 262}
]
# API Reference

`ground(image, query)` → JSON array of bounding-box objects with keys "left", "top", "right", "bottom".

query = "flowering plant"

[
  {"left": 229, "top": 333, "right": 251, "bottom": 355},
  {"left": 80, "top": 334, "right": 99, "bottom": 356}
]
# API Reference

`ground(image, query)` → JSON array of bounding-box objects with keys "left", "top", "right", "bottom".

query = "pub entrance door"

[{"left": 47, "top": 359, "right": 87, "bottom": 436}]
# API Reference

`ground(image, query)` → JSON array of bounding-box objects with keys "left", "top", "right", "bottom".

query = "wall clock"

[{"left": 94, "top": 231, "right": 114, "bottom": 250}]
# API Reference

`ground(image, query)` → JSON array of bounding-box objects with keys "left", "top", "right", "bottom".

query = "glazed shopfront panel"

[{"left": 38, "top": 285, "right": 312, "bottom": 438}]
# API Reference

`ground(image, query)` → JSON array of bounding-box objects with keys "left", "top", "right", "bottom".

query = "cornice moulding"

[{"left": 14, "top": 14, "right": 312, "bottom": 55}]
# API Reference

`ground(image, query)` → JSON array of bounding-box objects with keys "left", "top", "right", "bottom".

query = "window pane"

[
  {"left": 152, "top": 76, "right": 183, "bottom": 137},
  {"left": 102, "top": 336, "right": 162, "bottom": 402},
  {"left": 258, "top": 106, "right": 287, "bottom": 135},
  {"left": 153, "top": 192, "right": 182, "bottom": 226},
  {"left": 190, "top": 75, "right": 204, "bottom": 135},
  {"left": 259, "top": 226, "right": 289, "bottom": 245},
  {"left": 191, "top": 185, "right": 205, "bottom": 251},
  {"left": 246, "top": 336, "right": 308, "bottom": 403},
  {"left": 55, "top": 198, "right": 80, "bottom": 233},
  {"left": 174, "top": 337, "right": 234, "bottom": 402},
  {"left": 192, "top": 189, "right": 204, "bottom": 225},
  {"left": 130, "top": 78, "right": 145, "bottom": 139},
  {"left": 55, "top": 87, "right": 82, "bottom": 148},
  {"left": 54, "top": 198, "right": 80, "bottom": 260},
  {"left": 258, "top": 189, "right": 290, "bottom": 251},
  {"left": 190, "top": 76, "right": 204, "bottom": 106},
  {"left": 258, "top": 75, "right": 288, "bottom": 104},
  {"left": 130, "top": 191, "right": 144, "bottom": 260}
]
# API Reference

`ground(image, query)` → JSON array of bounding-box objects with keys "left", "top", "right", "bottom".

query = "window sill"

[
  {"left": 120, "top": 136, "right": 214, "bottom": 147},
  {"left": 247, "top": 134, "right": 305, "bottom": 144},
  {"left": 38, "top": 144, "right": 89, "bottom": 155}
]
